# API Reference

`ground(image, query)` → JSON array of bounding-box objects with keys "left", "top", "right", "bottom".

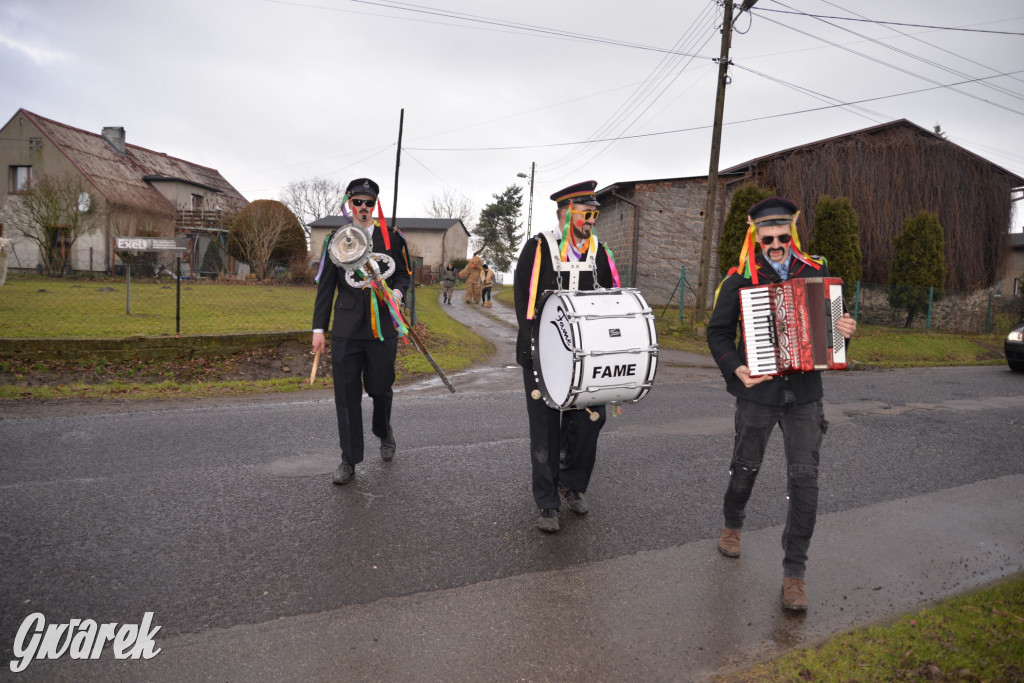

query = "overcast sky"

[{"left": 3, "top": 0, "right": 1023, "bottom": 240}]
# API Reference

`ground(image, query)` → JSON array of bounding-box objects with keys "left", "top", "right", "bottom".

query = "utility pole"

[
  {"left": 517, "top": 161, "right": 535, "bottom": 238},
  {"left": 693, "top": 0, "right": 746, "bottom": 329}
]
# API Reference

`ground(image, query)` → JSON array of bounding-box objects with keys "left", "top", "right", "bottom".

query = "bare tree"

[
  {"left": 425, "top": 187, "right": 476, "bottom": 229},
  {"left": 280, "top": 177, "right": 346, "bottom": 239},
  {"left": 4, "top": 173, "right": 93, "bottom": 276},
  {"left": 228, "top": 200, "right": 305, "bottom": 281}
]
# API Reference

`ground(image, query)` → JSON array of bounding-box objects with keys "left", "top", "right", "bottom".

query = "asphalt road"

[{"left": 1, "top": 292, "right": 1022, "bottom": 681}]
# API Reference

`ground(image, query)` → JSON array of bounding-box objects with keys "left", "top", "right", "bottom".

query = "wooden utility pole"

[{"left": 693, "top": 0, "right": 737, "bottom": 329}]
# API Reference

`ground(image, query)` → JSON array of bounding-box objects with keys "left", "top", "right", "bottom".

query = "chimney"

[{"left": 102, "top": 126, "right": 126, "bottom": 155}]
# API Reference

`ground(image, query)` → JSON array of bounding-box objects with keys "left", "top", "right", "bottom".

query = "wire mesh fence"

[
  {"left": 0, "top": 272, "right": 1021, "bottom": 339},
  {"left": 659, "top": 271, "right": 1021, "bottom": 334},
  {"left": 0, "top": 273, "right": 315, "bottom": 338}
]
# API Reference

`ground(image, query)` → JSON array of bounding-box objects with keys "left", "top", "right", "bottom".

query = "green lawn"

[
  {"left": 0, "top": 274, "right": 312, "bottom": 337},
  {"left": 714, "top": 573, "right": 1024, "bottom": 682}
]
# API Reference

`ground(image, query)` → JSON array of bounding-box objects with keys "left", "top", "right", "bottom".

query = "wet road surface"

[{"left": 1, "top": 288, "right": 1022, "bottom": 680}]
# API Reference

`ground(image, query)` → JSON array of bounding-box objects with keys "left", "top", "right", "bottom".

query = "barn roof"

[{"left": 722, "top": 119, "right": 1024, "bottom": 185}]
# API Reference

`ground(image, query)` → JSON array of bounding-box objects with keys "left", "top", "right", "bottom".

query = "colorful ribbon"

[
  {"left": 377, "top": 200, "right": 391, "bottom": 250},
  {"left": 604, "top": 243, "right": 622, "bottom": 288},
  {"left": 526, "top": 239, "right": 543, "bottom": 320}
]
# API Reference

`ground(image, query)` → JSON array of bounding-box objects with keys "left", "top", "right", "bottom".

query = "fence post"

[
  {"left": 679, "top": 265, "right": 686, "bottom": 322},
  {"left": 926, "top": 286, "right": 934, "bottom": 331},
  {"left": 986, "top": 290, "right": 993, "bottom": 333},
  {"left": 125, "top": 263, "right": 131, "bottom": 316},
  {"left": 176, "top": 256, "right": 181, "bottom": 337},
  {"left": 853, "top": 281, "right": 861, "bottom": 321}
]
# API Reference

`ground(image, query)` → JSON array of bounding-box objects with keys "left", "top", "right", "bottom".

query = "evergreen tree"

[
  {"left": 887, "top": 211, "right": 946, "bottom": 328},
  {"left": 808, "top": 195, "right": 862, "bottom": 298},
  {"left": 718, "top": 184, "right": 773, "bottom": 277},
  {"left": 472, "top": 185, "right": 523, "bottom": 273}
]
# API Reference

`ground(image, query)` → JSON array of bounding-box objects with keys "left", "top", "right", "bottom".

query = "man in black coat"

[
  {"left": 706, "top": 196, "right": 856, "bottom": 611},
  {"left": 312, "top": 177, "right": 411, "bottom": 485},
  {"left": 513, "top": 180, "right": 616, "bottom": 533}
]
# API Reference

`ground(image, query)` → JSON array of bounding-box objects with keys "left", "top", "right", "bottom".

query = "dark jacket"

[
  {"left": 513, "top": 233, "right": 614, "bottom": 368},
  {"left": 706, "top": 253, "right": 836, "bottom": 406},
  {"left": 440, "top": 267, "right": 457, "bottom": 288},
  {"left": 312, "top": 225, "right": 411, "bottom": 340}
]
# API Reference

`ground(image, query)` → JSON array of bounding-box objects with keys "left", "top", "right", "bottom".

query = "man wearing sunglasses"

[
  {"left": 513, "top": 180, "right": 616, "bottom": 533},
  {"left": 706, "top": 195, "right": 856, "bottom": 612},
  {"left": 312, "top": 177, "right": 411, "bottom": 486}
]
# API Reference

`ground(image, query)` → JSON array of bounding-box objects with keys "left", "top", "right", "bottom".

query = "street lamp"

[{"left": 516, "top": 161, "right": 535, "bottom": 238}]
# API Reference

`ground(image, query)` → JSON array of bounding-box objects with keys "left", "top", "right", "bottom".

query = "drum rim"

[{"left": 531, "top": 290, "right": 577, "bottom": 410}]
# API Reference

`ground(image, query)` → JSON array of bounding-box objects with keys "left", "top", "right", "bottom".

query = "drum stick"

[
  {"left": 584, "top": 407, "right": 600, "bottom": 422},
  {"left": 531, "top": 389, "right": 542, "bottom": 400},
  {"left": 309, "top": 347, "right": 322, "bottom": 386}
]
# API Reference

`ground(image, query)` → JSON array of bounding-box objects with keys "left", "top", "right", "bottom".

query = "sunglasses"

[
  {"left": 570, "top": 209, "right": 600, "bottom": 221},
  {"left": 759, "top": 233, "right": 792, "bottom": 246},
  {"left": 350, "top": 198, "right": 376, "bottom": 208}
]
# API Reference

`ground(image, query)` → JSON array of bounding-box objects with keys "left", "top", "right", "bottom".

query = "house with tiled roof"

[
  {"left": 0, "top": 108, "right": 248, "bottom": 275},
  {"left": 309, "top": 215, "right": 469, "bottom": 280}
]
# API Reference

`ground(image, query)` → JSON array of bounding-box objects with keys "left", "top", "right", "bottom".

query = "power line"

[
  {"left": 404, "top": 69, "right": 1024, "bottom": 152},
  {"left": 753, "top": 8, "right": 1024, "bottom": 118},
  {"left": 263, "top": 0, "right": 716, "bottom": 58},
  {"left": 772, "top": 0, "right": 1024, "bottom": 105},
  {"left": 817, "top": 0, "right": 1024, "bottom": 92},
  {"left": 751, "top": 6, "right": 1024, "bottom": 35}
]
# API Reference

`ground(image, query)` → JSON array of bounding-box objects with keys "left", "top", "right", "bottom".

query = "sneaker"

[
  {"left": 781, "top": 577, "right": 808, "bottom": 612},
  {"left": 717, "top": 527, "right": 741, "bottom": 558},
  {"left": 536, "top": 509, "right": 560, "bottom": 533},
  {"left": 380, "top": 427, "right": 396, "bottom": 462},
  {"left": 332, "top": 461, "right": 354, "bottom": 485},
  {"left": 558, "top": 487, "right": 589, "bottom": 515}
]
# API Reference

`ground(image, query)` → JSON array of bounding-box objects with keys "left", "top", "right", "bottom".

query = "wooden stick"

[{"left": 309, "top": 347, "right": 322, "bottom": 386}]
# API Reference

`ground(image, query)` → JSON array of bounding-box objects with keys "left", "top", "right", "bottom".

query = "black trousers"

[
  {"left": 723, "top": 396, "right": 826, "bottom": 579},
  {"left": 522, "top": 366, "right": 606, "bottom": 510},
  {"left": 331, "top": 336, "right": 397, "bottom": 465}
]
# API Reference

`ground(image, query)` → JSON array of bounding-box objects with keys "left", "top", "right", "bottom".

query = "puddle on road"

[{"left": 265, "top": 452, "right": 337, "bottom": 477}]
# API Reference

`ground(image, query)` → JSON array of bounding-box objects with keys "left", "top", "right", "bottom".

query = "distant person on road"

[
  {"left": 706, "top": 196, "right": 856, "bottom": 612},
  {"left": 441, "top": 261, "right": 458, "bottom": 305},
  {"left": 312, "top": 177, "right": 412, "bottom": 486},
  {"left": 480, "top": 262, "right": 495, "bottom": 307},
  {"left": 513, "top": 180, "right": 619, "bottom": 533}
]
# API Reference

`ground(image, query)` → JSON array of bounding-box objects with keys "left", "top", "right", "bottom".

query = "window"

[
  {"left": 9, "top": 166, "right": 31, "bottom": 192},
  {"left": 191, "top": 194, "right": 204, "bottom": 211}
]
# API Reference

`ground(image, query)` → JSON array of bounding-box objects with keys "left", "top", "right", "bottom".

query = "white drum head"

[{"left": 535, "top": 292, "right": 576, "bottom": 408}]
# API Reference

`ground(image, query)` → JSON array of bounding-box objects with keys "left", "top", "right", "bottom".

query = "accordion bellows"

[{"left": 739, "top": 278, "right": 848, "bottom": 377}]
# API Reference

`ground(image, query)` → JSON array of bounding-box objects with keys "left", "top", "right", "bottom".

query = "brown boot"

[
  {"left": 717, "top": 527, "right": 741, "bottom": 558},
  {"left": 781, "top": 577, "right": 808, "bottom": 612}
]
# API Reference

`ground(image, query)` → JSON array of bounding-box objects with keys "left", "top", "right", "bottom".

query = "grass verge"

[
  {"left": 653, "top": 308, "right": 1007, "bottom": 366},
  {"left": 0, "top": 284, "right": 491, "bottom": 401},
  {"left": 713, "top": 572, "right": 1024, "bottom": 682}
]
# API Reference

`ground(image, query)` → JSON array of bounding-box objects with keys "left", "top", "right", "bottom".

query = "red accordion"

[{"left": 739, "top": 277, "right": 848, "bottom": 377}]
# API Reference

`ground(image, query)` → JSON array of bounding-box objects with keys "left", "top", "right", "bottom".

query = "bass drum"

[{"left": 532, "top": 288, "right": 658, "bottom": 410}]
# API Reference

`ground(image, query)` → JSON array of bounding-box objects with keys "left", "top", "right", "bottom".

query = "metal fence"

[
  {"left": 1, "top": 271, "right": 1021, "bottom": 339},
  {"left": 658, "top": 270, "right": 1022, "bottom": 334}
]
